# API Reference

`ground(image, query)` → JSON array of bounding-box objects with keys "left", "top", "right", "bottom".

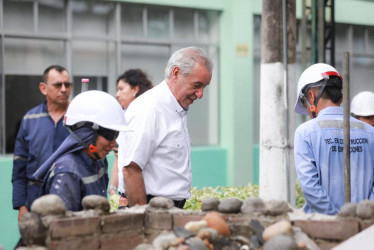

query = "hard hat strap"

[
  {"left": 312, "top": 78, "right": 328, "bottom": 118},
  {"left": 301, "top": 78, "right": 328, "bottom": 118},
  {"left": 66, "top": 124, "right": 102, "bottom": 160},
  {"left": 301, "top": 95, "right": 316, "bottom": 118},
  {"left": 66, "top": 126, "right": 90, "bottom": 149},
  {"left": 89, "top": 123, "right": 101, "bottom": 160}
]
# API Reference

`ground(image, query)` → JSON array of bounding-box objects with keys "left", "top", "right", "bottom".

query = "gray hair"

[{"left": 164, "top": 46, "right": 213, "bottom": 79}]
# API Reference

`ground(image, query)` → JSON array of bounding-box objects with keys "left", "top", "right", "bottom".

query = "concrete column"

[{"left": 259, "top": 0, "right": 296, "bottom": 203}]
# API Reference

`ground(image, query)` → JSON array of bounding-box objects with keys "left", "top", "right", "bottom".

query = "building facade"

[{"left": 1, "top": 0, "right": 374, "bottom": 248}]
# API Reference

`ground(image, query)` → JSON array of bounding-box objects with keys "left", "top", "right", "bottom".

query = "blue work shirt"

[
  {"left": 294, "top": 106, "right": 374, "bottom": 215},
  {"left": 12, "top": 101, "right": 69, "bottom": 209},
  {"left": 41, "top": 151, "right": 108, "bottom": 211}
]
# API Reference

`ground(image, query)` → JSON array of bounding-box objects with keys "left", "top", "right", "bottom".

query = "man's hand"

[
  {"left": 108, "top": 187, "right": 117, "bottom": 196},
  {"left": 18, "top": 205, "right": 28, "bottom": 221},
  {"left": 123, "top": 161, "right": 146, "bottom": 206}
]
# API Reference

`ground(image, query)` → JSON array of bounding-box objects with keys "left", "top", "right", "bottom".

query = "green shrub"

[
  {"left": 184, "top": 182, "right": 305, "bottom": 211},
  {"left": 109, "top": 182, "right": 306, "bottom": 212},
  {"left": 295, "top": 179, "right": 306, "bottom": 208}
]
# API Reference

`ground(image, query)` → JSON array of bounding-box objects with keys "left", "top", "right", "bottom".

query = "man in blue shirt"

[
  {"left": 12, "top": 65, "right": 72, "bottom": 221},
  {"left": 294, "top": 63, "right": 374, "bottom": 215}
]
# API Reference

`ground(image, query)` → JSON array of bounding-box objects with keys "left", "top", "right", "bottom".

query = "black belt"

[{"left": 146, "top": 194, "right": 186, "bottom": 209}]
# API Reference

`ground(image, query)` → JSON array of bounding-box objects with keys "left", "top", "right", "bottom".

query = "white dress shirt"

[
  {"left": 118, "top": 81, "right": 192, "bottom": 200},
  {"left": 116, "top": 109, "right": 126, "bottom": 194}
]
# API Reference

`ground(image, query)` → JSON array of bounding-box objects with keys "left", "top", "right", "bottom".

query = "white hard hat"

[
  {"left": 64, "top": 90, "right": 126, "bottom": 131},
  {"left": 294, "top": 63, "right": 342, "bottom": 115},
  {"left": 351, "top": 91, "right": 374, "bottom": 117}
]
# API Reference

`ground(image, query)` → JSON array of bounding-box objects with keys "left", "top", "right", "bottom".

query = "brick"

[
  {"left": 359, "top": 219, "right": 374, "bottom": 231},
  {"left": 145, "top": 212, "right": 172, "bottom": 230},
  {"left": 314, "top": 239, "right": 340, "bottom": 250},
  {"left": 50, "top": 216, "right": 100, "bottom": 239},
  {"left": 293, "top": 219, "right": 359, "bottom": 240},
  {"left": 101, "top": 232, "right": 144, "bottom": 250},
  {"left": 173, "top": 214, "right": 204, "bottom": 227},
  {"left": 102, "top": 213, "right": 144, "bottom": 233},
  {"left": 47, "top": 236, "right": 99, "bottom": 250}
]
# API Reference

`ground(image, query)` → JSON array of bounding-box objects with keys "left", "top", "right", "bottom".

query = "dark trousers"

[{"left": 146, "top": 195, "right": 186, "bottom": 209}]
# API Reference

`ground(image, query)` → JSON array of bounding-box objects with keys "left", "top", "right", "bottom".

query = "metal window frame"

[{"left": 0, "top": 0, "right": 220, "bottom": 153}]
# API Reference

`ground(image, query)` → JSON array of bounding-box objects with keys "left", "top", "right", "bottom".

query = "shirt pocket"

[{"left": 164, "top": 137, "right": 185, "bottom": 149}]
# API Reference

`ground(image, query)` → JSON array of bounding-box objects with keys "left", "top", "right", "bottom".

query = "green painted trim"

[
  {"left": 110, "top": 0, "right": 224, "bottom": 10},
  {"left": 220, "top": 0, "right": 258, "bottom": 186},
  {"left": 253, "top": 144, "right": 259, "bottom": 185},
  {"left": 252, "top": 0, "right": 262, "bottom": 14},
  {"left": 0, "top": 157, "right": 20, "bottom": 250},
  {"left": 335, "top": 0, "right": 374, "bottom": 26},
  {"left": 219, "top": 1, "right": 235, "bottom": 187},
  {"left": 295, "top": 0, "right": 374, "bottom": 26}
]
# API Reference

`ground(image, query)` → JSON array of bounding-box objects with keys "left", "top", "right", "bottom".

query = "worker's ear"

[
  {"left": 39, "top": 82, "right": 47, "bottom": 96},
  {"left": 307, "top": 89, "right": 317, "bottom": 104}
]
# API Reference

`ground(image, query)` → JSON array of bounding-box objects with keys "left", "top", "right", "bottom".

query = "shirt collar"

[
  {"left": 79, "top": 150, "right": 94, "bottom": 166},
  {"left": 78, "top": 150, "right": 107, "bottom": 172},
  {"left": 318, "top": 106, "right": 343, "bottom": 116},
  {"left": 161, "top": 81, "right": 186, "bottom": 114},
  {"left": 42, "top": 101, "right": 48, "bottom": 112}
]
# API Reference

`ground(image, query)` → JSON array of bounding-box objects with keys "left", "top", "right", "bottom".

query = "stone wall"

[{"left": 18, "top": 195, "right": 374, "bottom": 250}]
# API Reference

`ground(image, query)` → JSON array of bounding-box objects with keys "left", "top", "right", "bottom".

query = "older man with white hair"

[{"left": 118, "top": 47, "right": 213, "bottom": 208}]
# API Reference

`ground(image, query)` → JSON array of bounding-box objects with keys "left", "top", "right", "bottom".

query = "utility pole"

[{"left": 259, "top": 0, "right": 296, "bottom": 204}]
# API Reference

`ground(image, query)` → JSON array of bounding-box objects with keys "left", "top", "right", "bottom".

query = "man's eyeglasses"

[
  {"left": 97, "top": 127, "right": 119, "bottom": 141},
  {"left": 49, "top": 82, "right": 73, "bottom": 89}
]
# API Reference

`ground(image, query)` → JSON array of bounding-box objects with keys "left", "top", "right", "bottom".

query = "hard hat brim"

[{"left": 294, "top": 99, "right": 309, "bottom": 115}]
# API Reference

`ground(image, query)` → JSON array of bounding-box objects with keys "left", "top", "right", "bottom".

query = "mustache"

[
  {"left": 189, "top": 95, "right": 197, "bottom": 101},
  {"left": 59, "top": 93, "right": 69, "bottom": 98}
]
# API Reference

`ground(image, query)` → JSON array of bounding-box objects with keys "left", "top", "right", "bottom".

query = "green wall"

[
  {"left": 191, "top": 147, "right": 228, "bottom": 188},
  {"left": 253, "top": 144, "right": 260, "bottom": 185},
  {"left": 220, "top": 0, "right": 260, "bottom": 186},
  {"left": 0, "top": 156, "right": 20, "bottom": 250},
  {"left": 114, "top": 0, "right": 224, "bottom": 10}
]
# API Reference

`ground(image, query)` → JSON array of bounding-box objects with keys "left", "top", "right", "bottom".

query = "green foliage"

[
  {"left": 184, "top": 184, "right": 259, "bottom": 210},
  {"left": 295, "top": 180, "right": 306, "bottom": 208},
  {"left": 109, "top": 194, "right": 120, "bottom": 212},
  {"left": 109, "top": 182, "right": 306, "bottom": 212},
  {"left": 184, "top": 182, "right": 305, "bottom": 211}
]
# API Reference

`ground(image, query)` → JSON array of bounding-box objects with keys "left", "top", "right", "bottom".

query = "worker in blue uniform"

[
  {"left": 33, "top": 90, "right": 126, "bottom": 211},
  {"left": 294, "top": 63, "right": 374, "bottom": 215},
  {"left": 12, "top": 65, "right": 71, "bottom": 221}
]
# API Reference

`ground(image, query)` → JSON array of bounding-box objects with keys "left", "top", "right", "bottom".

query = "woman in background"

[{"left": 109, "top": 69, "right": 153, "bottom": 208}]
